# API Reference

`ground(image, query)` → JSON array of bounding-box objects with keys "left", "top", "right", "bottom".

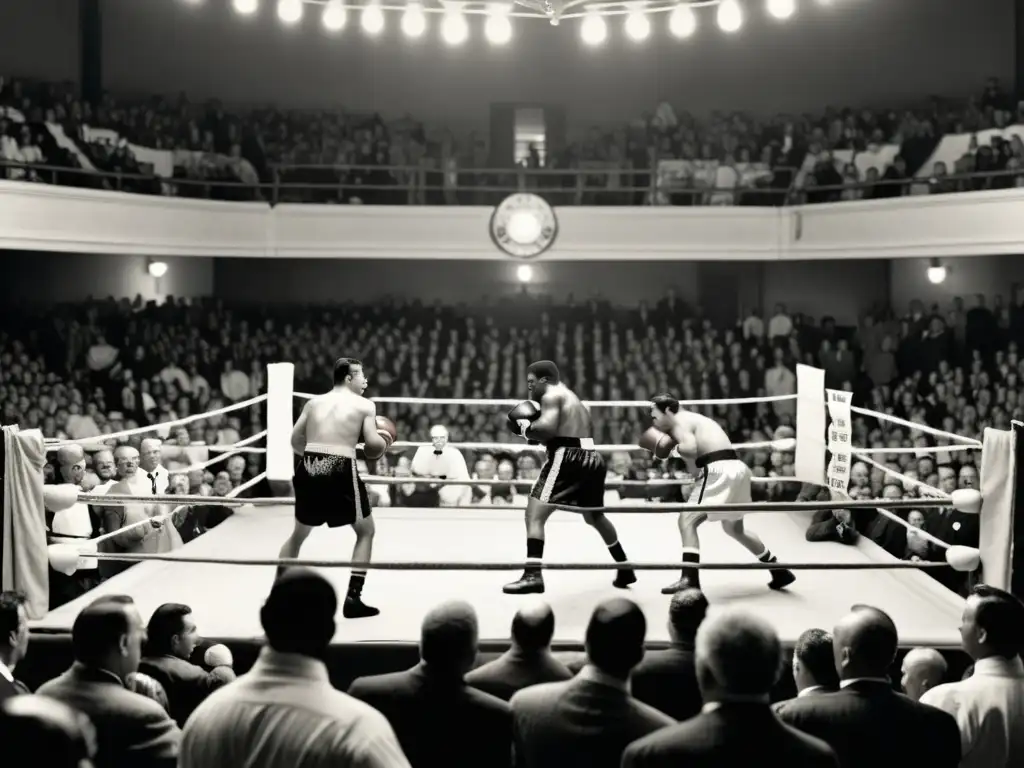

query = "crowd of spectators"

[
  {"left": 2, "top": 73, "right": 1023, "bottom": 204},
  {"left": 2, "top": 571, "right": 1022, "bottom": 768}
]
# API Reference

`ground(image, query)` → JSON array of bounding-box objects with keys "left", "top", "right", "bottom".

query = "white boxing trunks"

[{"left": 693, "top": 449, "right": 751, "bottom": 522}]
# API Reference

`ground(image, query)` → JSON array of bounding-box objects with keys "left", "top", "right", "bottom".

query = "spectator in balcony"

[
  {"left": 511, "top": 597, "right": 673, "bottom": 768},
  {"left": 465, "top": 602, "right": 572, "bottom": 702},
  {"left": 410, "top": 424, "right": 471, "bottom": 506},
  {"left": 630, "top": 588, "right": 707, "bottom": 721},
  {"left": 899, "top": 648, "right": 947, "bottom": 702},
  {"left": 348, "top": 600, "right": 511, "bottom": 768},
  {"left": 877, "top": 155, "right": 909, "bottom": 199}
]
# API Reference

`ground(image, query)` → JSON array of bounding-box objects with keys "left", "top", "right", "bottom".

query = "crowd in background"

[{"left": 2, "top": 73, "right": 1024, "bottom": 204}]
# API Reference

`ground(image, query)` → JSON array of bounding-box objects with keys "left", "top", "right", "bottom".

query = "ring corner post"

[
  {"left": 266, "top": 363, "right": 295, "bottom": 497},
  {"left": 794, "top": 364, "right": 826, "bottom": 487},
  {"left": 979, "top": 424, "right": 1021, "bottom": 595}
]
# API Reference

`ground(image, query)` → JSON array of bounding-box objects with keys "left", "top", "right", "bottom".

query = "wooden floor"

[{"left": 33, "top": 505, "right": 966, "bottom": 648}]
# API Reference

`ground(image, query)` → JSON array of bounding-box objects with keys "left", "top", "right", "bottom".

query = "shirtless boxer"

[
  {"left": 503, "top": 360, "right": 635, "bottom": 594},
  {"left": 280, "top": 357, "right": 397, "bottom": 619},
  {"left": 643, "top": 393, "right": 795, "bottom": 594}
]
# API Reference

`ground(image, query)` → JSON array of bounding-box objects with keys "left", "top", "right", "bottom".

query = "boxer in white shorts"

[{"left": 641, "top": 393, "right": 796, "bottom": 595}]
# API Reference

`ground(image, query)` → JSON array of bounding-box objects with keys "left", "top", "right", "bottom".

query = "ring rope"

[
  {"left": 46, "top": 393, "right": 269, "bottom": 450},
  {"left": 389, "top": 438, "right": 795, "bottom": 453},
  {"left": 204, "top": 446, "right": 267, "bottom": 454},
  {"left": 870, "top": 505, "right": 952, "bottom": 550},
  {"left": 77, "top": 492, "right": 962, "bottom": 514},
  {"left": 853, "top": 453, "right": 951, "bottom": 499},
  {"left": 168, "top": 431, "right": 268, "bottom": 476},
  {"left": 70, "top": 552, "right": 953, "bottom": 571},
  {"left": 851, "top": 444, "right": 977, "bottom": 455},
  {"left": 361, "top": 474, "right": 799, "bottom": 487},
  {"left": 850, "top": 405, "right": 982, "bottom": 446},
  {"left": 87, "top": 472, "right": 269, "bottom": 547},
  {"left": 295, "top": 393, "right": 799, "bottom": 408}
]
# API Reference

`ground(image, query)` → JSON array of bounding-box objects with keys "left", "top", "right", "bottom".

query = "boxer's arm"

[
  {"left": 670, "top": 423, "right": 698, "bottom": 459},
  {"left": 291, "top": 401, "right": 311, "bottom": 456},
  {"left": 524, "top": 392, "right": 561, "bottom": 442},
  {"left": 361, "top": 405, "right": 388, "bottom": 458}
]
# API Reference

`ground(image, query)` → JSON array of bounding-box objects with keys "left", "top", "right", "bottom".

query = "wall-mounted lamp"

[
  {"left": 148, "top": 260, "right": 169, "bottom": 279},
  {"left": 926, "top": 258, "right": 947, "bottom": 285}
]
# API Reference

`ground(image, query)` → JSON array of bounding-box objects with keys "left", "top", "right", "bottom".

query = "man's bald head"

[
  {"left": 420, "top": 600, "right": 479, "bottom": 673},
  {"left": 833, "top": 605, "right": 899, "bottom": 679},
  {"left": 900, "top": 648, "right": 947, "bottom": 701},
  {"left": 56, "top": 444, "right": 84, "bottom": 468},
  {"left": 695, "top": 607, "right": 781, "bottom": 700},
  {"left": 510, "top": 600, "right": 555, "bottom": 652},
  {"left": 139, "top": 438, "right": 161, "bottom": 453}
]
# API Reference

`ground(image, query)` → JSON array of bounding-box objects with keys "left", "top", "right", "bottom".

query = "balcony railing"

[{"left": 1, "top": 159, "right": 1021, "bottom": 207}]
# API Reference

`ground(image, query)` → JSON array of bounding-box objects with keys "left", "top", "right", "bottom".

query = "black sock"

[
  {"left": 526, "top": 538, "right": 544, "bottom": 575},
  {"left": 348, "top": 570, "right": 367, "bottom": 599},
  {"left": 607, "top": 541, "right": 628, "bottom": 563},
  {"left": 682, "top": 549, "right": 701, "bottom": 586}
]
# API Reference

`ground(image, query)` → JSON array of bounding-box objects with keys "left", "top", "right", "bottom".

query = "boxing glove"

[
  {"left": 375, "top": 416, "right": 398, "bottom": 448},
  {"left": 639, "top": 427, "right": 677, "bottom": 460},
  {"left": 508, "top": 400, "right": 541, "bottom": 438}
]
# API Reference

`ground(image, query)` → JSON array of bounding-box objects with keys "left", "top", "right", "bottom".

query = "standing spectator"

[
  {"left": 410, "top": 425, "right": 471, "bottom": 506},
  {"left": 50, "top": 445, "right": 100, "bottom": 604},
  {"left": 138, "top": 603, "right": 236, "bottom": 727},
  {"left": 630, "top": 588, "right": 707, "bottom": 721},
  {"left": 180, "top": 569, "right": 409, "bottom": 768},
  {"left": 921, "top": 585, "right": 1024, "bottom": 768},
  {"left": 0, "top": 591, "right": 30, "bottom": 701},
  {"left": 775, "top": 629, "right": 839, "bottom": 705},
  {"left": 36, "top": 596, "right": 181, "bottom": 768},
  {"left": 90, "top": 449, "right": 118, "bottom": 493},
  {"left": 742, "top": 308, "right": 765, "bottom": 342},
  {"left": 899, "top": 648, "right": 947, "bottom": 702},
  {"left": 348, "top": 600, "right": 511, "bottom": 768},
  {"left": 465, "top": 602, "right": 572, "bottom": 701},
  {"left": 510, "top": 597, "right": 673, "bottom": 768},
  {"left": 775, "top": 605, "right": 960, "bottom": 768},
  {"left": 768, "top": 304, "right": 793, "bottom": 341},
  {"left": 765, "top": 348, "right": 796, "bottom": 419},
  {"left": 219, "top": 360, "right": 250, "bottom": 402},
  {"left": 622, "top": 608, "right": 837, "bottom": 768},
  {"left": 139, "top": 439, "right": 169, "bottom": 495}
]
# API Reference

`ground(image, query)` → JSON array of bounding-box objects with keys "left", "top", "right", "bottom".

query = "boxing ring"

[{"left": 4, "top": 364, "right": 1018, "bottom": 653}]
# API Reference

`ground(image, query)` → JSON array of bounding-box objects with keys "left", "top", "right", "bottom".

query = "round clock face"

[{"left": 489, "top": 193, "right": 559, "bottom": 259}]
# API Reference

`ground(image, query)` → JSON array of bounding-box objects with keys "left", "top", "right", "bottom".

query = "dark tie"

[{"left": 148, "top": 472, "right": 157, "bottom": 494}]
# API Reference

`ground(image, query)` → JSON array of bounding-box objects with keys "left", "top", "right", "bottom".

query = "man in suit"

[
  {"left": 510, "top": 597, "right": 674, "bottom": 768},
  {"left": 775, "top": 605, "right": 961, "bottom": 768},
  {"left": 630, "top": 588, "right": 707, "bottom": 721},
  {"left": 923, "top": 466, "right": 980, "bottom": 595},
  {"left": 776, "top": 629, "right": 839, "bottom": 706},
  {"left": 622, "top": 607, "right": 836, "bottom": 768},
  {"left": 921, "top": 584, "right": 1024, "bottom": 768},
  {"left": 0, "top": 591, "right": 30, "bottom": 701},
  {"left": 348, "top": 600, "right": 511, "bottom": 768},
  {"left": 36, "top": 596, "right": 181, "bottom": 768},
  {"left": 138, "top": 603, "right": 236, "bottom": 727},
  {"left": 466, "top": 601, "right": 572, "bottom": 701}
]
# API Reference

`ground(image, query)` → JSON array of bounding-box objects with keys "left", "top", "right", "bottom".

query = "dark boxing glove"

[
  {"left": 364, "top": 416, "right": 398, "bottom": 460},
  {"left": 508, "top": 400, "right": 541, "bottom": 438},
  {"left": 638, "top": 427, "right": 677, "bottom": 460}
]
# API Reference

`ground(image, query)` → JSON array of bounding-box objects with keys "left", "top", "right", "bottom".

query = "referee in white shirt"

[{"left": 410, "top": 425, "right": 471, "bottom": 507}]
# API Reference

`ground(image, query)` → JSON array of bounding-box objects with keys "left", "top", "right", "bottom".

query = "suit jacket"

[
  {"left": 348, "top": 662, "right": 511, "bottom": 768},
  {"left": 36, "top": 662, "right": 181, "bottom": 768},
  {"left": 629, "top": 643, "right": 703, "bottom": 722},
  {"left": 138, "top": 654, "right": 236, "bottom": 727},
  {"left": 0, "top": 673, "right": 28, "bottom": 703},
  {"left": 622, "top": 702, "right": 838, "bottom": 768},
  {"left": 510, "top": 666, "right": 675, "bottom": 768},
  {"left": 772, "top": 686, "right": 837, "bottom": 713},
  {"left": 774, "top": 679, "right": 961, "bottom": 768},
  {"left": 923, "top": 510, "right": 980, "bottom": 594},
  {"left": 920, "top": 655, "right": 1024, "bottom": 768},
  {"left": 465, "top": 649, "right": 573, "bottom": 702}
]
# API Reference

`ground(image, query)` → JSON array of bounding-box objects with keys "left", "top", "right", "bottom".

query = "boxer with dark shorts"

[
  {"left": 279, "top": 357, "right": 396, "bottom": 619},
  {"left": 503, "top": 360, "right": 636, "bottom": 594}
]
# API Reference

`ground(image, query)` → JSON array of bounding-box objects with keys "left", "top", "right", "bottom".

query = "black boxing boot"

[
  {"left": 661, "top": 550, "right": 701, "bottom": 594},
  {"left": 343, "top": 570, "right": 380, "bottom": 619},
  {"left": 503, "top": 570, "right": 545, "bottom": 594},
  {"left": 758, "top": 549, "right": 796, "bottom": 591},
  {"left": 607, "top": 541, "right": 636, "bottom": 588}
]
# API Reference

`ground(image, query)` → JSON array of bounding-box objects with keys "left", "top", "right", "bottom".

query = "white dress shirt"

[
  {"left": 180, "top": 648, "right": 410, "bottom": 768},
  {"left": 142, "top": 464, "right": 170, "bottom": 495},
  {"left": 0, "top": 658, "right": 14, "bottom": 684},
  {"left": 920, "top": 656, "right": 1024, "bottom": 768},
  {"left": 410, "top": 445, "right": 471, "bottom": 506}
]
